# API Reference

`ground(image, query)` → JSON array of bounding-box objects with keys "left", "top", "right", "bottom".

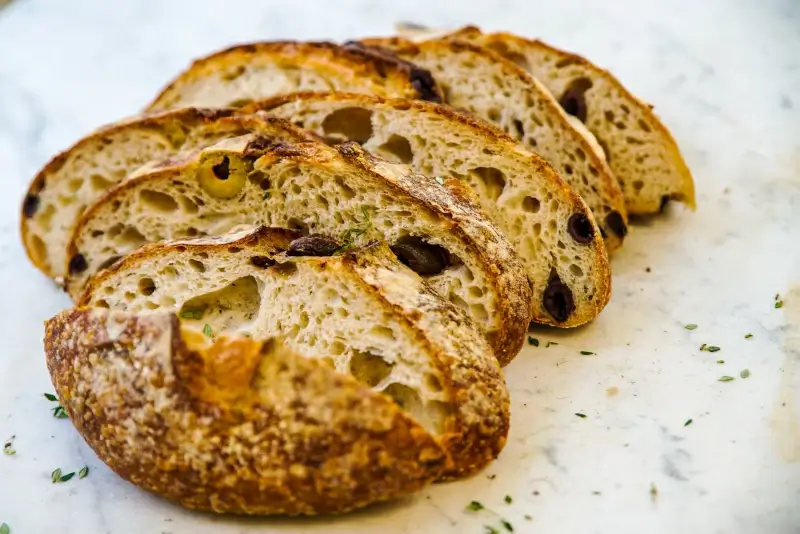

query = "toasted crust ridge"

[{"left": 45, "top": 308, "right": 448, "bottom": 515}]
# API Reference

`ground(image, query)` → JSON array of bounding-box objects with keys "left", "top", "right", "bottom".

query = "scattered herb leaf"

[
  {"left": 202, "top": 324, "right": 212, "bottom": 337},
  {"left": 263, "top": 191, "right": 271, "bottom": 200},
  {"left": 575, "top": 413, "right": 587, "bottom": 418},
  {"left": 699, "top": 343, "right": 707, "bottom": 351},
  {"left": 466, "top": 501, "right": 484, "bottom": 512},
  {"left": 707, "top": 346, "right": 721, "bottom": 353},
  {"left": 745, "top": 333, "right": 753, "bottom": 339},
  {"left": 740, "top": 369, "right": 751, "bottom": 379},
  {"left": 684, "top": 419, "right": 693, "bottom": 427},
  {"left": 650, "top": 483, "right": 658, "bottom": 502},
  {"left": 775, "top": 294, "right": 784, "bottom": 308},
  {"left": 51, "top": 468, "right": 62, "bottom": 483},
  {"left": 546, "top": 341, "right": 558, "bottom": 347},
  {"left": 59, "top": 471, "right": 76, "bottom": 482},
  {"left": 504, "top": 494, "right": 513, "bottom": 504},
  {"left": 52, "top": 405, "right": 68, "bottom": 419},
  {"left": 434, "top": 176, "right": 445, "bottom": 186},
  {"left": 684, "top": 324, "right": 698, "bottom": 330},
  {"left": 0, "top": 523, "right": 9, "bottom": 534},
  {"left": 592, "top": 491, "right": 601, "bottom": 495},
  {"left": 524, "top": 515, "right": 532, "bottom": 521},
  {"left": 484, "top": 527, "right": 500, "bottom": 534},
  {"left": 527, "top": 337, "right": 539, "bottom": 347},
  {"left": 79, "top": 466, "right": 89, "bottom": 479},
  {"left": 43, "top": 393, "right": 58, "bottom": 402},
  {"left": 718, "top": 376, "right": 735, "bottom": 382},
  {"left": 580, "top": 350, "right": 595, "bottom": 355},
  {"left": 717, "top": 359, "right": 725, "bottom": 364},
  {"left": 487, "top": 474, "right": 496, "bottom": 480},
  {"left": 337, "top": 206, "right": 373, "bottom": 254},
  {"left": 501, "top": 519, "right": 514, "bottom": 532}
]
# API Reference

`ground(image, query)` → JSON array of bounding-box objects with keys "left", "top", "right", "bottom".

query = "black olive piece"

[
  {"left": 390, "top": 237, "right": 448, "bottom": 276},
  {"left": 558, "top": 77, "right": 593, "bottom": 123},
  {"left": 250, "top": 255, "right": 276, "bottom": 268},
  {"left": 410, "top": 68, "right": 442, "bottom": 103},
  {"left": 543, "top": 274, "right": 575, "bottom": 323},
  {"left": 287, "top": 235, "right": 341, "bottom": 257},
  {"left": 212, "top": 156, "right": 230, "bottom": 180},
  {"left": 605, "top": 211, "right": 628, "bottom": 238},
  {"left": 23, "top": 194, "right": 40, "bottom": 218},
  {"left": 68, "top": 253, "right": 88, "bottom": 275},
  {"left": 567, "top": 213, "right": 594, "bottom": 244}
]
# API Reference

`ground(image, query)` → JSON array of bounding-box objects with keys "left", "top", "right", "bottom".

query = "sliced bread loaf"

[
  {"left": 398, "top": 24, "right": 696, "bottom": 214},
  {"left": 146, "top": 41, "right": 442, "bottom": 112},
  {"left": 21, "top": 110, "right": 317, "bottom": 281},
  {"left": 46, "top": 311, "right": 449, "bottom": 515},
  {"left": 73, "top": 226, "right": 511, "bottom": 480},
  {"left": 66, "top": 136, "right": 533, "bottom": 363},
  {"left": 246, "top": 92, "right": 610, "bottom": 327},
  {"left": 356, "top": 37, "right": 629, "bottom": 250}
]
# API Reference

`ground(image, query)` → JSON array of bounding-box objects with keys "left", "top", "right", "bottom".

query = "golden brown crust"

[
  {"left": 20, "top": 108, "right": 318, "bottom": 279},
  {"left": 66, "top": 135, "right": 533, "bottom": 362},
  {"left": 147, "top": 41, "right": 443, "bottom": 112},
  {"left": 45, "top": 308, "right": 447, "bottom": 515},
  {"left": 450, "top": 27, "right": 696, "bottom": 214}
]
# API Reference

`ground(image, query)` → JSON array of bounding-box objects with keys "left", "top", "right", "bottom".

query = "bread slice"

[
  {"left": 46, "top": 310, "right": 447, "bottom": 515},
  {"left": 73, "top": 226, "right": 511, "bottom": 481},
  {"left": 66, "top": 136, "right": 532, "bottom": 363},
  {"left": 397, "top": 24, "right": 696, "bottom": 214},
  {"left": 246, "top": 92, "right": 610, "bottom": 328},
  {"left": 356, "top": 37, "right": 629, "bottom": 251},
  {"left": 21, "top": 109, "right": 319, "bottom": 281},
  {"left": 146, "top": 41, "right": 442, "bottom": 112}
]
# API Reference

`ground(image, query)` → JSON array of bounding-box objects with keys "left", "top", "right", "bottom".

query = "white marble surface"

[{"left": 1, "top": 0, "right": 799, "bottom": 532}]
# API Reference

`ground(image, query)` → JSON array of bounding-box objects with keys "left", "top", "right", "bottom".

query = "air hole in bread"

[
  {"left": 228, "top": 98, "right": 253, "bottom": 108},
  {"left": 334, "top": 177, "right": 356, "bottom": 200},
  {"left": 596, "top": 138, "right": 611, "bottom": 163},
  {"left": 228, "top": 247, "right": 242, "bottom": 254},
  {"left": 97, "top": 255, "right": 121, "bottom": 272},
  {"left": 513, "top": 119, "right": 525, "bottom": 138},
  {"left": 527, "top": 136, "right": 537, "bottom": 148},
  {"left": 321, "top": 357, "right": 336, "bottom": 369},
  {"left": 179, "top": 276, "right": 261, "bottom": 331},
  {"left": 67, "top": 178, "right": 82, "bottom": 193},
  {"left": 471, "top": 167, "right": 506, "bottom": 201},
  {"left": 37, "top": 204, "right": 56, "bottom": 232},
  {"left": 637, "top": 119, "right": 652, "bottom": 132},
  {"left": 369, "top": 325, "right": 395, "bottom": 342},
  {"left": 349, "top": 349, "right": 394, "bottom": 387},
  {"left": 90, "top": 174, "right": 115, "bottom": 192},
  {"left": 329, "top": 341, "right": 346, "bottom": 355},
  {"left": 139, "top": 189, "right": 179, "bottom": 212},
  {"left": 273, "top": 262, "right": 298, "bottom": 277},
  {"left": 376, "top": 135, "right": 413, "bottom": 164},
  {"left": 487, "top": 42, "right": 530, "bottom": 71},
  {"left": 117, "top": 226, "right": 147, "bottom": 248},
  {"left": 189, "top": 258, "right": 206, "bottom": 273},
  {"left": 177, "top": 195, "right": 199, "bottom": 214},
  {"left": 221, "top": 65, "right": 245, "bottom": 81},
  {"left": 138, "top": 277, "right": 156, "bottom": 296},
  {"left": 124, "top": 291, "right": 135, "bottom": 301},
  {"left": 522, "top": 196, "right": 541, "bottom": 213},
  {"left": 450, "top": 294, "right": 470, "bottom": 314},
  {"left": 471, "top": 303, "right": 489, "bottom": 323},
  {"left": 144, "top": 300, "right": 159, "bottom": 310},
  {"left": 383, "top": 383, "right": 423, "bottom": 416},
  {"left": 570, "top": 264, "right": 584, "bottom": 277},
  {"left": 426, "top": 400, "right": 454, "bottom": 435},
  {"left": 604, "top": 110, "right": 615, "bottom": 122},
  {"left": 247, "top": 170, "right": 271, "bottom": 190},
  {"left": 633, "top": 180, "right": 645, "bottom": 192},
  {"left": 321, "top": 107, "right": 374, "bottom": 144},
  {"left": 96, "top": 299, "right": 109, "bottom": 309},
  {"left": 424, "top": 373, "right": 443, "bottom": 393},
  {"left": 469, "top": 285, "right": 484, "bottom": 298},
  {"left": 488, "top": 108, "right": 500, "bottom": 121},
  {"left": 28, "top": 234, "right": 46, "bottom": 266}
]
